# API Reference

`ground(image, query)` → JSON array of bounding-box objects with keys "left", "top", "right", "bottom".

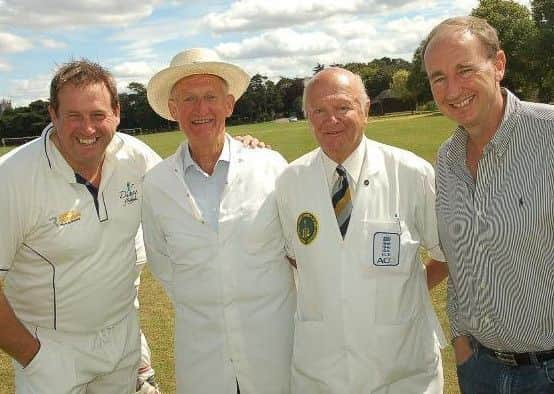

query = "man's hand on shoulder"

[{"left": 234, "top": 135, "right": 271, "bottom": 150}]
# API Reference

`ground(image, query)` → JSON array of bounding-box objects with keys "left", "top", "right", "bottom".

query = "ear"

[
  {"left": 362, "top": 99, "right": 370, "bottom": 122},
  {"left": 113, "top": 103, "right": 121, "bottom": 118},
  {"left": 494, "top": 50, "right": 506, "bottom": 83},
  {"left": 48, "top": 105, "right": 59, "bottom": 125},
  {"left": 113, "top": 103, "right": 121, "bottom": 126},
  {"left": 225, "top": 94, "right": 235, "bottom": 118}
]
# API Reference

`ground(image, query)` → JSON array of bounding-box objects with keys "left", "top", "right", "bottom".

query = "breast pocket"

[{"left": 362, "top": 219, "right": 421, "bottom": 324}]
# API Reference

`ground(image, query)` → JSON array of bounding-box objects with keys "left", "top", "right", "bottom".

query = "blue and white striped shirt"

[{"left": 435, "top": 89, "right": 554, "bottom": 352}]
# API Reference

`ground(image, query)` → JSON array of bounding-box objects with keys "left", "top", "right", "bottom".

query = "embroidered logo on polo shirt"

[
  {"left": 52, "top": 210, "right": 81, "bottom": 226},
  {"left": 297, "top": 212, "right": 318, "bottom": 245},
  {"left": 120, "top": 182, "right": 138, "bottom": 206}
]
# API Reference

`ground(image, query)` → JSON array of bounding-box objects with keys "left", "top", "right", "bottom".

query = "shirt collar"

[
  {"left": 447, "top": 88, "right": 520, "bottom": 171},
  {"left": 182, "top": 134, "right": 231, "bottom": 176},
  {"left": 41, "top": 123, "right": 122, "bottom": 183},
  {"left": 487, "top": 89, "right": 520, "bottom": 158},
  {"left": 321, "top": 137, "right": 365, "bottom": 192}
]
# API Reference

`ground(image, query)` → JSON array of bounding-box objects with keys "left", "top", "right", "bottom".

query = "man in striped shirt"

[{"left": 423, "top": 16, "right": 554, "bottom": 393}]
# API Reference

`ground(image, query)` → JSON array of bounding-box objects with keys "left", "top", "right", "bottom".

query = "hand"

[
  {"left": 453, "top": 335, "right": 474, "bottom": 365},
  {"left": 20, "top": 336, "right": 41, "bottom": 368},
  {"left": 234, "top": 134, "right": 271, "bottom": 149},
  {"left": 425, "top": 258, "right": 448, "bottom": 289}
]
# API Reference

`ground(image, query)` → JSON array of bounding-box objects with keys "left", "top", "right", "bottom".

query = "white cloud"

[
  {"left": 5, "top": 74, "right": 51, "bottom": 106},
  {"left": 216, "top": 28, "right": 339, "bottom": 59},
  {"left": 0, "top": 32, "right": 33, "bottom": 53},
  {"left": 39, "top": 38, "right": 67, "bottom": 49},
  {"left": 323, "top": 19, "right": 378, "bottom": 40},
  {"left": 0, "top": 60, "right": 11, "bottom": 72},
  {"left": 202, "top": 0, "right": 433, "bottom": 33},
  {"left": 110, "top": 17, "right": 201, "bottom": 60},
  {"left": 112, "top": 61, "right": 157, "bottom": 78},
  {"left": 0, "top": 0, "right": 158, "bottom": 29}
]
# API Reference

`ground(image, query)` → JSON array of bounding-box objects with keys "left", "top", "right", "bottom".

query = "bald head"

[{"left": 303, "top": 67, "right": 369, "bottom": 116}]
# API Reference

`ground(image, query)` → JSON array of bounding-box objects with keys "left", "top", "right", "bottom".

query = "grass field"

[{"left": 0, "top": 113, "right": 460, "bottom": 393}]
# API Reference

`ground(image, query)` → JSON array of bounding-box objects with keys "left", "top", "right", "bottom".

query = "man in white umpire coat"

[
  {"left": 275, "top": 67, "right": 449, "bottom": 393},
  {"left": 141, "top": 48, "right": 296, "bottom": 394}
]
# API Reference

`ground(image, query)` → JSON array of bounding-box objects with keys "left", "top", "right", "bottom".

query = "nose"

[
  {"left": 81, "top": 117, "right": 96, "bottom": 134},
  {"left": 444, "top": 76, "right": 462, "bottom": 100},
  {"left": 327, "top": 113, "right": 340, "bottom": 124},
  {"left": 194, "top": 97, "right": 209, "bottom": 113}
]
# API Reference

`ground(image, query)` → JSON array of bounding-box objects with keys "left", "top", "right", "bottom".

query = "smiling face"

[
  {"left": 48, "top": 82, "right": 120, "bottom": 178},
  {"left": 168, "top": 74, "right": 235, "bottom": 147},
  {"left": 305, "top": 68, "right": 369, "bottom": 164},
  {"left": 424, "top": 29, "right": 506, "bottom": 139}
]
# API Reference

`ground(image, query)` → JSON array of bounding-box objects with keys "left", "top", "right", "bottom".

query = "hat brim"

[{"left": 147, "top": 62, "right": 251, "bottom": 121}]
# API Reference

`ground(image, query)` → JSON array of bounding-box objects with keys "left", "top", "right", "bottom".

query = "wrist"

[{"left": 20, "top": 337, "right": 40, "bottom": 368}]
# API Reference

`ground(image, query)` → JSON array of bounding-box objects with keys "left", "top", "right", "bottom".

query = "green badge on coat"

[{"left": 297, "top": 212, "right": 318, "bottom": 245}]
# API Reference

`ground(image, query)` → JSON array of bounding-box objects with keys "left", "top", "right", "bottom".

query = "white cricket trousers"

[{"left": 14, "top": 310, "right": 141, "bottom": 394}]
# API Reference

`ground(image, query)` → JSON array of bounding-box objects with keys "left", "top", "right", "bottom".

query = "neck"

[
  {"left": 50, "top": 132, "right": 103, "bottom": 187},
  {"left": 466, "top": 89, "right": 506, "bottom": 151},
  {"left": 188, "top": 134, "right": 225, "bottom": 175}
]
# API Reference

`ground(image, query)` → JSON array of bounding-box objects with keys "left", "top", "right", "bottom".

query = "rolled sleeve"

[
  {"left": 446, "top": 276, "right": 468, "bottom": 340},
  {"left": 0, "top": 173, "right": 27, "bottom": 278},
  {"left": 275, "top": 178, "right": 296, "bottom": 260}
]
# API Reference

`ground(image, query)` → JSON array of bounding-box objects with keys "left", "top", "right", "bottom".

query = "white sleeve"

[
  {"left": 416, "top": 161, "right": 446, "bottom": 262},
  {"left": 0, "top": 167, "right": 28, "bottom": 278},
  {"left": 275, "top": 174, "right": 296, "bottom": 260},
  {"left": 141, "top": 182, "right": 174, "bottom": 301}
]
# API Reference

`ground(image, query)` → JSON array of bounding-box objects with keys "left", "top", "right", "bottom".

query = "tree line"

[{"left": 1, "top": 0, "right": 552, "bottom": 141}]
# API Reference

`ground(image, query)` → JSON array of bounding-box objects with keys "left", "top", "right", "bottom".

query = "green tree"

[
  {"left": 233, "top": 74, "right": 283, "bottom": 123},
  {"left": 532, "top": 0, "right": 554, "bottom": 102},
  {"left": 0, "top": 100, "right": 50, "bottom": 139},
  {"left": 119, "top": 82, "right": 172, "bottom": 131},
  {"left": 471, "top": 0, "right": 540, "bottom": 98},
  {"left": 312, "top": 63, "right": 325, "bottom": 74},
  {"left": 406, "top": 41, "right": 433, "bottom": 105},
  {"left": 276, "top": 77, "right": 305, "bottom": 117},
  {"left": 390, "top": 69, "right": 416, "bottom": 111}
]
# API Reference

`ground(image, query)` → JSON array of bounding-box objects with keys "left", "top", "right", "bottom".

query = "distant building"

[
  {"left": 370, "top": 89, "right": 411, "bottom": 116},
  {"left": 0, "top": 99, "right": 12, "bottom": 116}
]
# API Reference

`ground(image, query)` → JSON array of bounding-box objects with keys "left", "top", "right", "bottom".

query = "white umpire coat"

[
  {"left": 275, "top": 137, "right": 447, "bottom": 394},
  {"left": 142, "top": 136, "right": 296, "bottom": 394}
]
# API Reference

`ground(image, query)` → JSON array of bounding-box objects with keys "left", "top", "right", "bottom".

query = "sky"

[{"left": 0, "top": 0, "right": 530, "bottom": 107}]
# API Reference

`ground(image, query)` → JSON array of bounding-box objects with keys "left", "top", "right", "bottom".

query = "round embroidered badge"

[{"left": 297, "top": 212, "right": 318, "bottom": 245}]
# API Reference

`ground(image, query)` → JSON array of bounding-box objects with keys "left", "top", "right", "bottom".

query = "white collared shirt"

[
  {"left": 0, "top": 123, "right": 161, "bottom": 332},
  {"left": 321, "top": 138, "right": 366, "bottom": 196},
  {"left": 182, "top": 135, "right": 231, "bottom": 231}
]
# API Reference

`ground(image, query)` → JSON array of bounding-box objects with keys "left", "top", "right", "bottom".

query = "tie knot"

[{"left": 336, "top": 165, "right": 347, "bottom": 177}]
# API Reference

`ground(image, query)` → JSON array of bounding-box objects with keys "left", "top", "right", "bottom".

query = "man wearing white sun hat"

[{"left": 142, "top": 48, "right": 296, "bottom": 394}]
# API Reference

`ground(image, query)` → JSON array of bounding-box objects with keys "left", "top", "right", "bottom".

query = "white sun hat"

[{"left": 147, "top": 48, "right": 251, "bottom": 120}]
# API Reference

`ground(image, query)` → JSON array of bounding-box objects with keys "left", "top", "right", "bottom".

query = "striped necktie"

[{"left": 332, "top": 165, "right": 352, "bottom": 238}]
